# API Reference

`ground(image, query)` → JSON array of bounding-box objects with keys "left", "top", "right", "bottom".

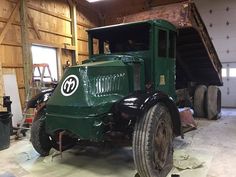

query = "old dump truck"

[{"left": 30, "top": 2, "right": 222, "bottom": 177}]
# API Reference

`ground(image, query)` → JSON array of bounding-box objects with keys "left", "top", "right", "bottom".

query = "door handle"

[{"left": 227, "top": 87, "right": 230, "bottom": 95}]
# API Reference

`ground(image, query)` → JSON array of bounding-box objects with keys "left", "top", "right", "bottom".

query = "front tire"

[
  {"left": 133, "top": 103, "right": 173, "bottom": 177},
  {"left": 31, "top": 118, "right": 52, "bottom": 156},
  {"left": 31, "top": 107, "right": 77, "bottom": 155}
]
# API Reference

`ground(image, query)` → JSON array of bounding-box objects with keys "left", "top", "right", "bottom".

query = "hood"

[{"left": 46, "top": 60, "right": 129, "bottom": 117}]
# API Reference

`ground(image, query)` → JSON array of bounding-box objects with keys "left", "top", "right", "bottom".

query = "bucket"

[{"left": 0, "top": 112, "right": 12, "bottom": 150}]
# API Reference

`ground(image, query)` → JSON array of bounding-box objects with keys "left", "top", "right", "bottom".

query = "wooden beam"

[
  {"left": 1, "top": 41, "right": 22, "bottom": 47},
  {"left": 37, "top": 28, "right": 72, "bottom": 38},
  {"left": 64, "top": 44, "right": 76, "bottom": 51},
  {"left": 0, "top": 16, "right": 72, "bottom": 39},
  {"left": 78, "top": 37, "right": 88, "bottom": 42},
  {"left": 0, "top": 16, "right": 71, "bottom": 39},
  {"left": 0, "top": 63, "right": 7, "bottom": 112},
  {"left": 8, "top": 0, "right": 72, "bottom": 22},
  {"left": 0, "top": 17, "right": 20, "bottom": 26},
  {"left": 78, "top": 51, "right": 89, "bottom": 56},
  {"left": 20, "top": 0, "right": 33, "bottom": 97},
  {"left": 27, "top": 3, "right": 72, "bottom": 22},
  {"left": 56, "top": 48, "right": 63, "bottom": 79},
  {"left": 27, "top": 13, "right": 41, "bottom": 40},
  {"left": 0, "top": 1, "right": 20, "bottom": 44},
  {"left": 68, "top": 0, "right": 78, "bottom": 65},
  {"left": 2, "top": 64, "right": 24, "bottom": 68},
  {"left": 77, "top": 21, "right": 94, "bottom": 29},
  {"left": 30, "top": 39, "right": 75, "bottom": 50},
  {"left": 30, "top": 39, "right": 62, "bottom": 48}
]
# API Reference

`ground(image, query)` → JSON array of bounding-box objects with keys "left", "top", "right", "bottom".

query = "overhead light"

[{"left": 86, "top": 0, "right": 105, "bottom": 2}]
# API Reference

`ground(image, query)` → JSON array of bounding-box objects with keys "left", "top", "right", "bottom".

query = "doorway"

[{"left": 221, "top": 62, "right": 236, "bottom": 107}]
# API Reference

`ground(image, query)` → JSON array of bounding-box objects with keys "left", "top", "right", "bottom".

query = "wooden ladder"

[{"left": 16, "top": 63, "right": 54, "bottom": 139}]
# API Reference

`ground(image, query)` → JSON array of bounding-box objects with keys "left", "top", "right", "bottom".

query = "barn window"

[{"left": 31, "top": 45, "right": 58, "bottom": 82}]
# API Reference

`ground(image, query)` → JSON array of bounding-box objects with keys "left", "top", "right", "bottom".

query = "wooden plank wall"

[
  {"left": 76, "top": 1, "right": 100, "bottom": 61},
  {"left": 0, "top": 0, "right": 100, "bottom": 109},
  {"left": 0, "top": 0, "right": 24, "bottom": 107}
]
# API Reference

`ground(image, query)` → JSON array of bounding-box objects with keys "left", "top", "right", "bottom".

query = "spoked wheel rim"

[{"left": 153, "top": 113, "right": 172, "bottom": 171}]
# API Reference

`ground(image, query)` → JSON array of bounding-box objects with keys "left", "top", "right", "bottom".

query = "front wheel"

[
  {"left": 31, "top": 118, "right": 52, "bottom": 156},
  {"left": 31, "top": 107, "right": 77, "bottom": 155},
  {"left": 133, "top": 103, "right": 173, "bottom": 177}
]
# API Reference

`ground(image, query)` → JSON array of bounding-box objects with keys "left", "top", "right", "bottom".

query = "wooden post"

[
  {"left": 56, "top": 48, "right": 62, "bottom": 79},
  {"left": 68, "top": 0, "right": 78, "bottom": 65},
  {"left": 20, "top": 0, "right": 33, "bottom": 98}
]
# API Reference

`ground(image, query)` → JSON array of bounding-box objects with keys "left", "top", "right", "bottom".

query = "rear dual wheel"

[
  {"left": 133, "top": 103, "right": 173, "bottom": 177},
  {"left": 193, "top": 85, "right": 221, "bottom": 119},
  {"left": 193, "top": 85, "right": 207, "bottom": 118},
  {"left": 206, "top": 86, "right": 221, "bottom": 119}
]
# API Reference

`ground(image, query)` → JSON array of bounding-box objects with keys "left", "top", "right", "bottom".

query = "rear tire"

[
  {"left": 194, "top": 85, "right": 207, "bottom": 117},
  {"left": 133, "top": 103, "right": 173, "bottom": 177},
  {"left": 206, "top": 86, "right": 221, "bottom": 119}
]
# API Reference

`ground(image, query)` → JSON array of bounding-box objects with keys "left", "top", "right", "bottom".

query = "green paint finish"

[
  {"left": 46, "top": 19, "right": 177, "bottom": 141},
  {"left": 46, "top": 60, "right": 129, "bottom": 141},
  {"left": 153, "top": 26, "right": 176, "bottom": 99},
  {"left": 154, "top": 58, "right": 176, "bottom": 99}
]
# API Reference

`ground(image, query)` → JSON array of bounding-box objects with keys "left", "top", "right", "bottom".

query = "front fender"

[
  {"left": 27, "top": 88, "right": 54, "bottom": 108},
  {"left": 115, "top": 90, "right": 182, "bottom": 136}
]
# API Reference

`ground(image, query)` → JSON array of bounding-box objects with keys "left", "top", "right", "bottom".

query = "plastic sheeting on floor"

[{"left": 0, "top": 138, "right": 213, "bottom": 177}]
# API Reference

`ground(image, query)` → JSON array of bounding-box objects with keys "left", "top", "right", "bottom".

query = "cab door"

[{"left": 154, "top": 27, "right": 176, "bottom": 99}]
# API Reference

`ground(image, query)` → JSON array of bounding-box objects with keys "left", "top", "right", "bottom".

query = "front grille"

[{"left": 89, "top": 73, "right": 126, "bottom": 97}]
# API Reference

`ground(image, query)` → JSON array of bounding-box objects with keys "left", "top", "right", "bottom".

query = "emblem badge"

[{"left": 61, "top": 75, "right": 79, "bottom": 96}]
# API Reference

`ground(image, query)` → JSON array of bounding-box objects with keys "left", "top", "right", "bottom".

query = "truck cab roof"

[{"left": 87, "top": 19, "right": 176, "bottom": 37}]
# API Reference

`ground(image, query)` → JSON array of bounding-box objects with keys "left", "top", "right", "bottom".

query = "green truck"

[{"left": 30, "top": 19, "right": 222, "bottom": 177}]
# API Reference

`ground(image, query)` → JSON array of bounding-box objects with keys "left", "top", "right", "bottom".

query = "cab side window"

[
  {"left": 158, "top": 30, "right": 167, "bottom": 57},
  {"left": 169, "top": 31, "right": 176, "bottom": 58}
]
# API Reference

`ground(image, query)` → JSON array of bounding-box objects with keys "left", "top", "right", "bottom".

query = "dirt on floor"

[{"left": 0, "top": 108, "right": 236, "bottom": 177}]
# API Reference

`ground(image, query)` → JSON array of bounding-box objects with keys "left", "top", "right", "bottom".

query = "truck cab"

[{"left": 87, "top": 20, "right": 176, "bottom": 99}]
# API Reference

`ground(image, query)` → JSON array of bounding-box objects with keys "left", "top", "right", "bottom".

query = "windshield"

[{"left": 89, "top": 24, "right": 150, "bottom": 54}]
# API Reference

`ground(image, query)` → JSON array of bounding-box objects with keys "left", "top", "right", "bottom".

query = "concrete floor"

[{"left": 0, "top": 108, "right": 236, "bottom": 177}]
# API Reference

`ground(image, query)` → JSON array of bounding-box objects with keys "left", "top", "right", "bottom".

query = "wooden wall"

[
  {"left": 0, "top": 0, "right": 100, "bottom": 110},
  {"left": 0, "top": 0, "right": 24, "bottom": 109},
  {"left": 76, "top": 0, "right": 100, "bottom": 61}
]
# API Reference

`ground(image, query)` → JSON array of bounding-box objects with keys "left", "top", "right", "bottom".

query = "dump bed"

[{"left": 120, "top": 1, "right": 222, "bottom": 89}]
